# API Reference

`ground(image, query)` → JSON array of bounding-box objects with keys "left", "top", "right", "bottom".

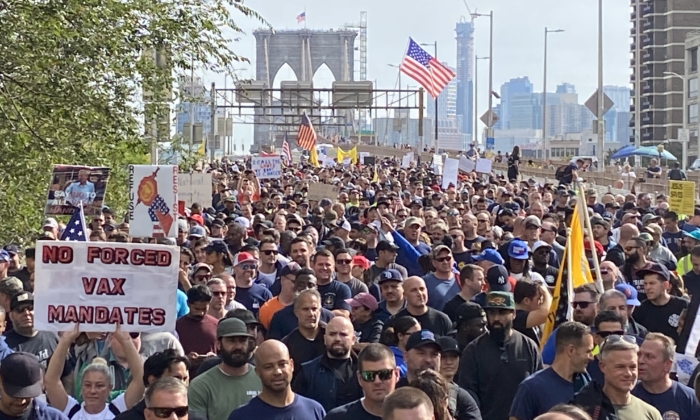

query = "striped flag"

[
  {"left": 400, "top": 38, "right": 455, "bottom": 99},
  {"left": 61, "top": 202, "right": 88, "bottom": 241},
  {"left": 282, "top": 133, "right": 292, "bottom": 165},
  {"left": 296, "top": 112, "right": 317, "bottom": 151},
  {"left": 296, "top": 12, "right": 306, "bottom": 23}
]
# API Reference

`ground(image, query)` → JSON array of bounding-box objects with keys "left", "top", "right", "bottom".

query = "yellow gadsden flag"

[
  {"left": 540, "top": 198, "right": 594, "bottom": 348},
  {"left": 309, "top": 146, "right": 320, "bottom": 168},
  {"left": 337, "top": 146, "right": 358, "bottom": 164}
]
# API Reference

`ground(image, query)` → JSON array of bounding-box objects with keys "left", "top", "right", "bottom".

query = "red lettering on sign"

[
  {"left": 42, "top": 246, "right": 73, "bottom": 264},
  {"left": 79, "top": 306, "right": 94, "bottom": 322},
  {"left": 138, "top": 307, "right": 152, "bottom": 325},
  {"left": 48, "top": 305, "right": 64, "bottom": 322},
  {"left": 95, "top": 306, "right": 109, "bottom": 323},
  {"left": 82, "top": 277, "right": 97, "bottom": 295},
  {"left": 151, "top": 308, "right": 166, "bottom": 326},
  {"left": 87, "top": 247, "right": 171, "bottom": 267},
  {"left": 64, "top": 306, "right": 78, "bottom": 323},
  {"left": 124, "top": 307, "right": 138, "bottom": 324},
  {"left": 108, "top": 307, "right": 123, "bottom": 324},
  {"left": 95, "top": 279, "right": 111, "bottom": 295},
  {"left": 110, "top": 278, "right": 125, "bottom": 295}
]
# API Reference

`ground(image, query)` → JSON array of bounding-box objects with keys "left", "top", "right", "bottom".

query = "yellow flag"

[
  {"left": 348, "top": 146, "right": 358, "bottom": 164},
  {"left": 197, "top": 141, "right": 205, "bottom": 156},
  {"left": 541, "top": 239, "right": 568, "bottom": 349},
  {"left": 372, "top": 164, "right": 379, "bottom": 182},
  {"left": 337, "top": 146, "right": 359, "bottom": 164},
  {"left": 309, "top": 145, "right": 320, "bottom": 168},
  {"left": 570, "top": 200, "right": 595, "bottom": 288}
]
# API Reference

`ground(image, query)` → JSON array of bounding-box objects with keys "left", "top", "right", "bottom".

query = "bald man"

[
  {"left": 291, "top": 317, "right": 363, "bottom": 412},
  {"left": 382, "top": 276, "right": 452, "bottom": 337},
  {"left": 229, "top": 340, "right": 325, "bottom": 420},
  {"left": 606, "top": 224, "right": 639, "bottom": 267}
]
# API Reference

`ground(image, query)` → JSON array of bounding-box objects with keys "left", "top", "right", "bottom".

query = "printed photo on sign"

[
  {"left": 45, "top": 165, "right": 111, "bottom": 216},
  {"left": 128, "top": 165, "right": 178, "bottom": 238},
  {"left": 33, "top": 241, "right": 179, "bottom": 333}
]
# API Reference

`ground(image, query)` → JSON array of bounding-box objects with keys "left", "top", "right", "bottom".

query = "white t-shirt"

[{"left": 62, "top": 393, "right": 127, "bottom": 420}]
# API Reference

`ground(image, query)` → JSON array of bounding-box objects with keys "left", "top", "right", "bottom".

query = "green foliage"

[{"left": 0, "top": 0, "right": 265, "bottom": 245}]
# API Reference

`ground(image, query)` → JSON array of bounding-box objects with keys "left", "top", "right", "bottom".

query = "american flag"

[
  {"left": 282, "top": 133, "right": 293, "bottom": 165},
  {"left": 400, "top": 38, "right": 456, "bottom": 99},
  {"left": 296, "top": 112, "right": 317, "bottom": 151},
  {"left": 148, "top": 195, "right": 170, "bottom": 237},
  {"left": 296, "top": 12, "right": 306, "bottom": 23},
  {"left": 61, "top": 202, "right": 87, "bottom": 241}
]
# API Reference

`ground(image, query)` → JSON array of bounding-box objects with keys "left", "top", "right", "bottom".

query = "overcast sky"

[{"left": 206, "top": 0, "right": 631, "bottom": 145}]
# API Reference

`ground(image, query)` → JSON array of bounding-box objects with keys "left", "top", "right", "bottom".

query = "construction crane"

[
  {"left": 342, "top": 11, "right": 368, "bottom": 135},
  {"left": 461, "top": 0, "right": 478, "bottom": 24}
]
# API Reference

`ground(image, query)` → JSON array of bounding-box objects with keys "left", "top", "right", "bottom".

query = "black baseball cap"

[
  {"left": 486, "top": 265, "right": 511, "bottom": 292},
  {"left": 405, "top": 330, "right": 442, "bottom": 352},
  {"left": 455, "top": 301, "right": 486, "bottom": 325},
  {"left": 636, "top": 263, "right": 670, "bottom": 282},
  {"left": 2, "top": 245, "right": 18, "bottom": 256},
  {"left": 204, "top": 241, "right": 229, "bottom": 254},
  {"left": 10, "top": 292, "right": 33, "bottom": 311},
  {"left": 279, "top": 262, "right": 302, "bottom": 278},
  {"left": 436, "top": 336, "right": 460, "bottom": 356},
  {"left": 322, "top": 236, "right": 345, "bottom": 248},
  {"left": 0, "top": 352, "right": 43, "bottom": 398},
  {"left": 225, "top": 308, "right": 262, "bottom": 326},
  {"left": 376, "top": 240, "right": 399, "bottom": 252}
]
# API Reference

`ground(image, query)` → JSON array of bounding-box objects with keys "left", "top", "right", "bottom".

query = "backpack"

[
  {"left": 68, "top": 402, "right": 120, "bottom": 419},
  {"left": 555, "top": 165, "right": 569, "bottom": 181}
]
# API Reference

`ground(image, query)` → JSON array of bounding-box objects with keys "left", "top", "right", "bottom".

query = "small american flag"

[
  {"left": 61, "top": 202, "right": 88, "bottom": 241},
  {"left": 148, "top": 195, "right": 170, "bottom": 237},
  {"left": 296, "top": 112, "right": 317, "bottom": 151},
  {"left": 296, "top": 12, "right": 306, "bottom": 23},
  {"left": 282, "top": 133, "right": 292, "bottom": 165},
  {"left": 400, "top": 38, "right": 456, "bottom": 99}
]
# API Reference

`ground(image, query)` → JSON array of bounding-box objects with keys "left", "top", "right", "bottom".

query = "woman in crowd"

[
  {"left": 381, "top": 316, "right": 420, "bottom": 378},
  {"left": 409, "top": 369, "right": 454, "bottom": 420},
  {"left": 507, "top": 145, "right": 521, "bottom": 182}
]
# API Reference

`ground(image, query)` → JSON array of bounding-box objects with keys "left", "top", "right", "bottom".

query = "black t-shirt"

[
  {"left": 513, "top": 309, "right": 541, "bottom": 346},
  {"left": 532, "top": 265, "right": 559, "bottom": 289},
  {"left": 317, "top": 281, "right": 352, "bottom": 311},
  {"left": 324, "top": 399, "right": 380, "bottom": 420},
  {"left": 604, "top": 244, "right": 626, "bottom": 268},
  {"left": 385, "top": 307, "right": 452, "bottom": 337},
  {"left": 633, "top": 296, "right": 688, "bottom": 341},
  {"left": 282, "top": 328, "right": 326, "bottom": 377},
  {"left": 326, "top": 357, "right": 359, "bottom": 408},
  {"left": 463, "top": 236, "right": 485, "bottom": 252},
  {"left": 354, "top": 317, "right": 383, "bottom": 344},
  {"left": 442, "top": 294, "right": 467, "bottom": 324},
  {"left": 453, "top": 251, "right": 473, "bottom": 271},
  {"left": 266, "top": 304, "right": 334, "bottom": 341},
  {"left": 682, "top": 270, "right": 700, "bottom": 299}
]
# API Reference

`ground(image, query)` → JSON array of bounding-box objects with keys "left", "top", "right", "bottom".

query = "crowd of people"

[{"left": 1, "top": 153, "right": 700, "bottom": 420}]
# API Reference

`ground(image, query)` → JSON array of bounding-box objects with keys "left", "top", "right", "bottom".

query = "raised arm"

[
  {"left": 112, "top": 326, "right": 146, "bottom": 409},
  {"left": 45, "top": 325, "right": 81, "bottom": 412}
]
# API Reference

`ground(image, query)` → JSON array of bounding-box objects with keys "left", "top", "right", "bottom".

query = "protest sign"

[
  {"left": 442, "top": 158, "right": 459, "bottom": 189},
  {"left": 128, "top": 165, "right": 178, "bottom": 238},
  {"left": 252, "top": 155, "right": 283, "bottom": 179},
  {"left": 669, "top": 180, "right": 695, "bottom": 216},
  {"left": 34, "top": 241, "right": 179, "bottom": 333},
  {"left": 178, "top": 173, "right": 192, "bottom": 208},
  {"left": 359, "top": 152, "right": 370, "bottom": 164},
  {"left": 178, "top": 173, "right": 212, "bottom": 208},
  {"left": 363, "top": 156, "right": 376, "bottom": 166},
  {"left": 402, "top": 152, "right": 414, "bottom": 169},
  {"left": 307, "top": 183, "right": 340, "bottom": 202},
  {"left": 45, "top": 165, "right": 111, "bottom": 216},
  {"left": 459, "top": 156, "right": 475, "bottom": 173},
  {"left": 475, "top": 158, "right": 493, "bottom": 174}
]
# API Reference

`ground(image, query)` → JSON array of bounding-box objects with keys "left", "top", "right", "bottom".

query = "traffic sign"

[
  {"left": 486, "top": 137, "right": 495, "bottom": 151},
  {"left": 480, "top": 110, "right": 499, "bottom": 128},
  {"left": 679, "top": 128, "right": 690, "bottom": 143},
  {"left": 585, "top": 90, "right": 614, "bottom": 116}
]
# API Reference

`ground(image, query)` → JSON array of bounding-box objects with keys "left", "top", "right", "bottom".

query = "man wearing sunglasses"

[
  {"left": 334, "top": 249, "right": 369, "bottom": 297},
  {"left": 256, "top": 239, "right": 283, "bottom": 290},
  {"left": 423, "top": 245, "right": 459, "bottom": 312},
  {"left": 232, "top": 252, "right": 272, "bottom": 318}
]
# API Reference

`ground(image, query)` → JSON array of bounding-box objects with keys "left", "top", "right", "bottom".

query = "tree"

[{"left": 0, "top": 0, "right": 265, "bottom": 244}]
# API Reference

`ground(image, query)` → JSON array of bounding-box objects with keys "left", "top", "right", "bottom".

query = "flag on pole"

[
  {"left": 296, "top": 12, "right": 306, "bottom": 23},
  {"left": 399, "top": 38, "right": 456, "bottom": 99},
  {"left": 296, "top": 112, "right": 317, "bottom": 151},
  {"left": 282, "top": 133, "right": 293, "bottom": 165},
  {"left": 61, "top": 202, "right": 88, "bottom": 241}
]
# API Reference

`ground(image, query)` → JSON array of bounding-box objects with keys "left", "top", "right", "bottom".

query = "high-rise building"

[
  {"left": 556, "top": 83, "right": 576, "bottom": 94},
  {"left": 427, "top": 63, "right": 459, "bottom": 121},
  {"left": 602, "top": 86, "right": 631, "bottom": 142},
  {"left": 630, "top": 0, "right": 700, "bottom": 145},
  {"left": 455, "top": 20, "right": 474, "bottom": 138},
  {"left": 686, "top": 31, "right": 700, "bottom": 155},
  {"left": 175, "top": 77, "right": 211, "bottom": 135},
  {"left": 499, "top": 77, "right": 533, "bottom": 129}
]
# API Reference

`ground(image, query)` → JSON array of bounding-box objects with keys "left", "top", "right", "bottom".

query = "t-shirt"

[
  {"left": 175, "top": 314, "right": 218, "bottom": 355},
  {"left": 267, "top": 305, "right": 334, "bottom": 341},
  {"left": 4, "top": 330, "right": 59, "bottom": 369},
  {"left": 422, "top": 273, "right": 460, "bottom": 312},
  {"left": 509, "top": 367, "right": 577, "bottom": 420},
  {"left": 385, "top": 307, "right": 452, "bottom": 337},
  {"left": 324, "top": 399, "right": 380, "bottom": 420},
  {"left": 62, "top": 393, "right": 127, "bottom": 420},
  {"left": 353, "top": 317, "right": 383, "bottom": 343},
  {"left": 442, "top": 294, "right": 467, "bottom": 323},
  {"left": 663, "top": 230, "right": 685, "bottom": 257},
  {"left": 258, "top": 297, "right": 286, "bottom": 330},
  {"left": 681, "top": 271, "right": 700, "bottom": 300},
  {"left": 0, "top": 400, "right": 65, "bottom": 420},
  {"left": 513, "top": 309, "right": 541, "bottom": 346},
  {"left": 337, "top": 277, "right": 369, "bottom": 297},
  {"left": 612, "top": 395, "right": 662, "bottom": 420},
  {"left": 282, "top": 329, "right": 326, "bottom": 375},
  {"left": 453, "top": 251, "right": 473, "bottom": 271},
  {"left": 631, "top": 381, "right": 700, "bottom": 420},
  {"left": 228, "top": 394, "right": 325, "bottom": 420},
  {"left": 188, "top": 364, "right": 262, "bottom": 420},
  {"left": 317, "top": 281, "right": 352, "bottom": 311},
  {"left": 633, "top": 296, "right": 688, "bottom": 341},
  {"left": 234, "top": 283, "right": 272, "bottom": 316}
]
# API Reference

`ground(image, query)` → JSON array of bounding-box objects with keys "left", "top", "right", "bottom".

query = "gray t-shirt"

[{"left": 339, "top": 277, "right": 369, "bottom": 297}]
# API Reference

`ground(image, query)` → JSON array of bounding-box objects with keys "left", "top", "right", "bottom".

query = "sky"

[{"left": 201, "top": 0, "right": 632, "bottom": 147}]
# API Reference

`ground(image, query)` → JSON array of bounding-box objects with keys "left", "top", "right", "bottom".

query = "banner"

[
  {"left": 669, "top": 180, "right": 695, "bottom": 216},
  {"left": 45, "top": 165, "right": 111, "bottom": 216},
  {"left": 307, "top": 183, "right": 340, "bottom": 202},
  {"left": 128, "top": 165, "right": 178, "bottom": 238},
  {"left": 178, "top": 173, "right": 213, "bottom": 208},
  {"left": 252, "top": 155, "right": 283, "bottom": 179},
  {"left": 34, "top": 241, "right": 179, "bottom": 333},
  {"left": 337, "top": 147, "right": 358, "bottom": 165}
]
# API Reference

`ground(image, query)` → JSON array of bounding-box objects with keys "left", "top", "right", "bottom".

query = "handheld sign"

[
  {"left": 34, "top": 241, "right": 179, "bottom": 333},
  {"left": 252, "top": 155, "right": 282, "bottom": 179}
]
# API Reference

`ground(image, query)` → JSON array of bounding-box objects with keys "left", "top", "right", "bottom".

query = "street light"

[
  {"left": 664, "top": 71, "right": 688, "bottom": 170},
  {"left": 420, "top": 42, "right": 438, "bottom": 150},
  {"left": 596, "top": 0, "right": 605, "bottom": 171},
  {"left": 388, "top": 64, "right": 403, "bottom": 146},
  {"left": 542, "top": 28, "right": 564, "bottom": 162},
  {"left": 474, "top": 55, "right": 490, "bottom": 146}
]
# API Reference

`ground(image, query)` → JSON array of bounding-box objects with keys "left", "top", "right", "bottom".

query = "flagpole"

[
  {"left": 579, "top": 182, "right": 604, "bottom": 292},
  {"left": 79, "top": 202, "right": 89, "bottom": 242},
  {"left": 304, "top": 6, "right": 307, "bottom": 29}
]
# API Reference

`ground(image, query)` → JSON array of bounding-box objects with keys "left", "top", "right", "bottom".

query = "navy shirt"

[
  {"left": 228, "top": 394, "right": 325, "bottom": 420},
  {"left": 317, "top": 281, "right": 352, "bottom": 311},
  {"left": 632, "top": 381, "right": 700, "bottom": 420},
  {"left": 234, "top": 283, "right": 272, "bottom": 317},
  {"left": 663, "top": 230, "right": 684, "bottom": 256},
  {"left": 267, "top": 304, "right": 334, "bottom": 341},
  {"left": 510, "top": 367, "right": 583, "bottom": 420}
]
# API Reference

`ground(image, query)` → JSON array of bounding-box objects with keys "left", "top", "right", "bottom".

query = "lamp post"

[
  {"left": 542, "top": 27, "right": 564, "bottom": 162},
  {"left": 420, "top": 42, "right": 438, "bottom": 150},
  {"left": 474, "top": 55, "right": 490, "bottom": 146},
  {"left": 388, "top": 64, "right": 403, "bottom": 145},
  {"left": 664, "top": 71, "right": 688, "bottom": 170},
  {"left": 596, "top": 0, "right": 605, "bottom": 171}
]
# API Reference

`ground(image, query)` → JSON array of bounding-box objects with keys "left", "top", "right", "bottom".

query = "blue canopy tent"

[
  {"left": 610, "top": 145, "right": 677, "bottom": 161},
  {"left": 610, "top": 145, "right": 636, "bottom": 160}
]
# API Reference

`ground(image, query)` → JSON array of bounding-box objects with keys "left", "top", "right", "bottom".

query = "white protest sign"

[
  {"left": 252, "top": 155, "right": 282, "bottom": 179},
  {"left": 459, "top": 156, "right": 476, "bottom": 173},
  {"left": 178, "top": 174, "right": 193, "bottom": 208},
  {"left": 442, "top": 158, "right": 460, "bottom": 189},
  {"left": 475, "top": 158, "right": 493, "bottom": 174},
  {"left": 128, "top": 165, "right": 178, "bottom": 238},
  {"left": 359, "top": 152, "right": 370, "bottom": 164},
  {"left": 307, "top": 183, "right": 340, "bottom": 202},
  {"left": 190, "top": 173, "right": 212, "bottom": 207},
  {"left": 34, "top": 241, "right": 178, "bottom": 333},
  {"left": 402, "top": 152, "right": 414, "bottom": 169}
]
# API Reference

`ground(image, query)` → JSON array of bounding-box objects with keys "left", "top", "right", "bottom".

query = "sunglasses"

[
  {"left": 572, "top": 301, "right": 593, "bottom": 309},
  {"left": 336, "top": 259, "right": 352, "bottom": 265},
  {"left": 435, "top": 256, "right": 452, "bottom": 263},
  {"left": 240, "top": 264, "right": 257, "bottom": 270},
  {"left": 597, "top": 330, "right": 625, "bottom": 339},
  {"left": 262, "top": 250, "right": 278, "bottom": 256},
  {"left": 450, "top": 234, "right": 461, "bottom": 240},
  {"left": 360, "top": 369, "right": 394, "bottom": 382},
  {"left": 147, "top": 407, "right": 189, "bottom": 418},
  {"left": 601, "top": 334, "right": 637, "bottom": 351},
  {"left": 212, "top": 291, "right": 227, "bottom": 297},
  {"left": 624, "top": 246, "right": 640, "bottom": 252}
]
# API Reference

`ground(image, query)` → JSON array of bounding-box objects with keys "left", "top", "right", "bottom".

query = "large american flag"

[
  {"left": 296, "top": 112, "right": 317, "bottom": 151},
  {"left": 61, "top": 202, "right": 87, "bottom": 241},
  {"left": 282, "top": 133, "right": 293, "bottom": 165},
  {"left": 400, "top": 38, "right": 456, "bottom": 99},
  {"left": 148, "top": 195, "right": 170, "bottom": 237}
]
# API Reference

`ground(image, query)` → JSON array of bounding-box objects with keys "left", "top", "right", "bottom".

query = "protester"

[{"left": 383, "top": 277, "right": 451, "bottom": 337}]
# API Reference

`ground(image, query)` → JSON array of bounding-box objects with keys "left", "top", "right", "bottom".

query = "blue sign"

[{"left": 486, "top": 137, "right": 495, "bottom": 151}]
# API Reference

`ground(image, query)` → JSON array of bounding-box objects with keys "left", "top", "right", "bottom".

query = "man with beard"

[
  {"left": 188, "top": 318, "right": 262, "bottom": 420},
  {"left": 454, "top": 302, "right": 487, "bottom": 352},
  {"left": 292, "top": 317, "right": 363, "bottom": 412},
  {"left": 228, "top": 340, "right": 325, "bottom": 420},
  {"left": 175, "top": 285, "right": 218, "bottom": 376},
  {"left": 621, "top": 236, "right": 651, "bottom": 300},
  {"left": 458, "top": 292, "right": 543, "bottom": 420}
]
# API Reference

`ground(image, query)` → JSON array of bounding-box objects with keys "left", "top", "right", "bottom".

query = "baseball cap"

[
  {"left": 376, "top": 240, "right": 400, "bottom": 253},
  {"left": 192, "top": 263, "right": 212, "bottom": 274},
  {"left": 322, "top": 236, "right": 345, "bottom": 249},
  {"left": 508, "top": 240, "right": 530, "bottom": 260},
  {"left": 345, "top": 292, "right": 379, "bottom": 311},
  {"left": 472, "top": 249, "right": 504, "bottom": 265},
  {"left": 636, "top": 263, "right": 670, "bottom": 282},
  {"left": 531, "top": 241, "right": 552, "bottom": 253},
  {"left": 431, "top": 245, "right": 452, "bottom": 259},
  {"left": 377, "top": 269, "right": 403, "bottom": 284},
  {"left": 436, "top": 336, "right": 460, "bottom": 356},
  {"left": 212, "top": 219, "right": 225, "bottom": 228},
  {"left": 189, "top": 225, "right": 206, "bottom": 238},
  {"left": 405, "top": 330, "right": 442, "bottom": 352},
  {"left": 233, "top": 252, "right": 258, "bottom": 267},
  {"left": 502, "top": 202, "right": 521, "bottom": 213},
  {"left": 352, "top": 255, "right": 370, "bottom": 270},
  {"left": 0, "top": 250, "right": 10, "bottom": 264},
  {"left": 523, "top": 216, "right": 541, "bottom": 229},
  {"left": 176, "top": 219, "right": 188, "bottom": 233},
  {"left": 404, "top": 217, "right": 424, "bottom": 228},
  {"left": 335, "top": 219, "right": 351, "bottom": 232},
  {"left": 0, "top": 353, "right": 43, "bottom": 398},
  {"left": 584, "top": 240, "right": 605, "bottom": 256},
  {"left": 216, "top": 318, "right": 253, "bottom": 338},
  {"left": 455, "top": 301, "right": 486, "bottom": 325},
  {"left": 410, "top": 199, "right": 423, "bottom": 208},
  {"left": 684, "top": 229, "right": 700, "bottom": 242},
  {"left": 2, "top": 245, "right": 18, "bottom": 256},
  {"left": 279, "top": 262, "right": 302, "bottom": 278},
  {"left": 10, "top": 292, "right": 33, "bottom": 311},
  {"left": 642, "top": 214, "right": 661, "bottom": 224},
  {"left": 483, "top": 291, "right": 516, "bottom": 310},
  {"left": 42, "top": 218, "right": 58, "bottom": 229},
  {"left": 615, "top": 284, "right": 641, "bottom": 306},
  {"left": 203, "top": 241, "right": 229, "bottom": 254},
  {"left": 234, "top": 217, "right": 251, "bottom": 229},
  {"left": 188, "top": 214, "right": 204, "bottom": 226},
  {"left": 486, "top": 265, "right": 511, "bottom": 292},
  {"left": 225, "top": 309, "right": 262, "bottom": 326}
]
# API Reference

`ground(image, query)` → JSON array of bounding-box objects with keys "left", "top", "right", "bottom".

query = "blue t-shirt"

[
  {"left": 631, "top": 381, "right": 700, "bottom": 420},
  {"left": 423, "top": 273, "right": 460, "bottom": 312},
  {"left": 317, "top": 281, "right": 352, "bottom": 311},
  {"left": 234, "top": 283, "right": 272, "bottom": 316},
  {"left": 663, "top": 230, "right": 685, "bottom": 256},
  {"left": 510, "top": 367, "right": 579, "bottom": 420},
  {"left": 228, "top": 394, "right": 325, "bottom": 420},
  {"left": 176, "top": 289, "right": 189, "bottom": 318}
]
